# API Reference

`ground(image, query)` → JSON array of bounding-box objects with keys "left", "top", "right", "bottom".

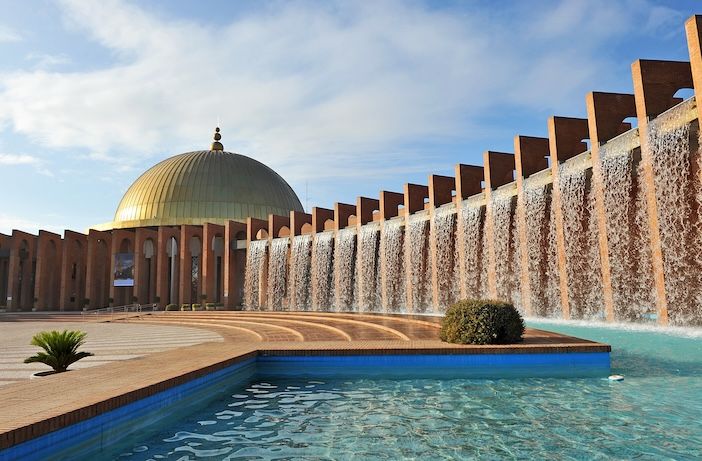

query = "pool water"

[{"left": 107, "top": 324, "right": 702, "bottom": 459}]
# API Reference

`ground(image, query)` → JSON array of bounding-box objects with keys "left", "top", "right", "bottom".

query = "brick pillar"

[
  {"left": 202, "top": 223, "right": 224, "bottom": 305},
  {"left": 134, "top": 227, "right": 157, "bottom": 305},
  {"left": 483, "top": 151, "right": 515, "bottom": 299},
  {"left": 403, "top": 183, "right": 429, "bottom": 312},
  {"left": 548, "top": 116, "right": 590, "bottom": 320},
  {"left": 156, "top": 226, "right": 180, "bottom": 307},
  {"left": 59, "top": 230, "right": 87, "bottom": 311},
  {"left": 34, "top": 231, "right": 63, "bottom": 310},
  {"left": 514, "top": 136, "right": 550, "bottom": 316},
  {"left": 586, "top": 92, "right": 637, "bottom": 322},
  {"left": 7, "top": 231, "right": 37, "bottom": 311},
  {"left": 454, "top": 164, "right": 484, "bottom": 300},
  {"left": 632, "top": 59, "right": 694, "bottom": 325},
  {"left": 224, "top": 220, "right": 247, "bottom": 308},
  {"left": 179, "top": 225, "right": 203, "bottom": 306},
  {"left": 85, "top": 230, "right": 112, "bottom": 309},
  {"left": 428, "top": 174, "right": 456, "bottom": 311}
]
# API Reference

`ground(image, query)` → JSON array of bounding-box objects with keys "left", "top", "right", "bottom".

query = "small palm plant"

[{"left": 24, "top": 330, "right": 94, "bottom": 373}]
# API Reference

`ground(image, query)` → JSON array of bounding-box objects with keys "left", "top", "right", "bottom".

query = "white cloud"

[
  {"left": 0, "top": 25, "right": 21, "bottom": 43},
  {"left": 0, "top": 0, "right": 687, "bottom": 187},
  {"left": 25, "top": 53, "right": 72, "bottom": 70},
  {"left": 0, "top": 213, "right": 67, "bottom": 235},
  {"left": 0, "top": 153, "right": 40, "bottom": 165}
]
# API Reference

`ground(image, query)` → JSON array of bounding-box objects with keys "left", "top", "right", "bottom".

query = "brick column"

[
  {"left": 202, "top": 223, "right": 225, "bottom": 305},
  {"left": 632, "top": 59, "right": 693, "bottom": 325},
  {"left": 7, "top": 231, "right": 37, "bottom": 311},
  {"left": 403, "top": 183, "right": 429, "bottom": 312},
  {"left": 223, "top": 220, "right": 247, "bottom": 308},
  {"left": 34, "top": 230, "right": 63, "bottom": 310},
  {"left": 514, "top": 136, "right": 550, "bottom": 316},
  {"left": 454, "top": 164, "right": 484, "bottom": 299},
  {"left": 428, "top": 174, "right": 456, "bottom": 311},
  {"left": 59, "top": 230, "right": 87, "bottom": 311},
  {"left": 85, "top": 230, "right": 112, "bottom": 309},
  {"left": 179, "top": 225, "right": 203, "bottom": 306},
  {"left": 156, "top": 226, "right": 180, "bottom": 307},
  {"left": 483, "top": 151, "right": 515, "bottom": 299},
  {"left": 586, "top": 92, "right": 637, "bottom": 322},
  {"left": 548, "top": 116, "right": 590, "bottom": 320}
]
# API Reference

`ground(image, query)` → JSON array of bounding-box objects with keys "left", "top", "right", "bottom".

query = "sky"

[{"left": 0, "top": 0, "right": 700, "bottom": 234}]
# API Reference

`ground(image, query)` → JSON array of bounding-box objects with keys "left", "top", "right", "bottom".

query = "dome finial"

[{"left": 211, "top": 126, "right": 224, "bottom": 151}]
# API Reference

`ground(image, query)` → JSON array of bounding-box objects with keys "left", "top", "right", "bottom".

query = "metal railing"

[{"left": 81, "top": 303, "right": 159, "bottom": 321}]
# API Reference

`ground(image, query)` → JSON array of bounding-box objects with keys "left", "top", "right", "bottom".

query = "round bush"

[
  {"left": 165, "top": 304, "right": 178, "bottom": 311},
  {"left": 440, "top": 299, "right": 525, "bottom": 345}
]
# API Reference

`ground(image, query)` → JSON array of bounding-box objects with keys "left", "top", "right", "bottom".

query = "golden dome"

[{"left": 105, "top": 141, "right": 303, "bottom": 229}]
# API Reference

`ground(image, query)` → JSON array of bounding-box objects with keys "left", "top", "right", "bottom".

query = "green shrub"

[
  {"left": 165, "top": 304, "right": 178, "bottom": 311},
  {"left": 180, "top": 304, "right": 190, "bottom": 311},
  {"left": 440, "top": 299, "right": 524, "bottom": 345},
  {"left": 205, "top": 303, "right": 216, "bottom": 311},
  {"left": 192, "top": 304, "right": 202, "bottom": 311},
  {"left": 24, "top": 330, "right": 94, "bottom": 373}
]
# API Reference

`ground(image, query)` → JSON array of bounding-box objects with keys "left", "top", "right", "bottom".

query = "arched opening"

[
  {"left": 143, "top": 238, "right": 156, "bottom": 304},
  {"left": 66, "top": 239, "right": 84, "bottom": 310},
  {"left": 323, "top": 219, "right": 335, "bottom": 231},
  {"left": 301, "top": 223, "right": 313, "bottom": 235},
  {"left": 114, "top": 238, "right": 135, "bottom": 305},
  {"left": 256, "top": 229, "right": 269, "bottom": 240},
  {"left": 45, "top": 240, "right": 59, "bottom": 309},
  {"left": 212, "top": 235, "right": 224, "bottom": 303},
  {"left": 190, "top": 236, "right": 202, "bottom": 303},
  {"left": 166, "top": 236, "right": 179, "bottom": 305},
  {"left": 17, "top": 240, "right": 34, "bottom": 310},
  {"left": 277, "top": 226, "right": 290, "bottom": 238}
]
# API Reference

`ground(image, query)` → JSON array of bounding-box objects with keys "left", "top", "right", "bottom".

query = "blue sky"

[{"left": 0, "top": 0, "right": 700, "bottom": 234}]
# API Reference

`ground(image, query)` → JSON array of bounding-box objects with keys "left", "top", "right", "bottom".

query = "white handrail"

[{"left": 81, "top": 303, "right": 159, "bottom": 321}]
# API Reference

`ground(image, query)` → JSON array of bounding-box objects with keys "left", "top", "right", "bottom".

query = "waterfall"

[
  {"left": 333, "top": 228, "right": 357, "bottom": 311},
  {"left": 289, "top": 235, "right": 312, "bottom": 311},
  {"left": 267, "top": 238, "right": 289, "bottom": 311},
  {"left": 490, "top": 189, "right": 520, "bottom": 307},
  {"left": 545, "top": 192, "right": 562, "bottom": 317},
  {"left": 456, "top": 202, "right": 486, "bottom": 299},
  {"left": 647, "top": 99, "right": 701, "bottom": 325},
  {"left": 521, "top": 177, "right": 558, "bottom": 316},
  {"left": 243, "top": 240, "right": 267, "bottom": 310},
  {"left": 557, "top": 156, "right": 603, "bottom": 319},
  {"left": 431, "top": 206, "right": 457, "bottom": 311},
  {"left": 380, "top": 219, "right": 405, "bottom": 312},
  {"left": 406, "top": 214, "right": 431, "bottom": 312},
  {"left": 357, "top": 223, "right": 381, "bottom": 311},
  {"left": 598, "top": 134, "right": 655, "bottom": 321},
  {"left": 311, "top": 232, "right": 334, "bottom": 311}
]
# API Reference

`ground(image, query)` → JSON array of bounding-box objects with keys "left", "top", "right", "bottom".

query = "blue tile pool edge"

[{"left": 0, "top": 350, "right": 610, "bottom": 461}]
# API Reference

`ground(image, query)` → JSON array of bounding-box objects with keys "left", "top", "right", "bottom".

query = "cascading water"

[
  {"left": 266, "top": 238, "right": 289, "bottom": 311},
  {"left": 557, "top": 155, "right": 604, "bottom": 319},
  {"left": 431, "top": 206, "right": 458, "bottom": 311},
  {"left": 289, "top": 235, "right": 312, "bottom": 311},
  {"left": 456, "top": 202, "right": 486, "bottom": 299},
  {"left": 357, "top": 223, "right": 381, "bottom": 311},
  {"left": 333, "top": 228, "right": 357, "bottom": 311},
  {"left": 243, "top": 240, "right": 267, "bottom": 310},
  {"left": 647, "top": 99, "right": 702, "bottom": 325},
  {"left": 406, "top": 214, "right": 431, "bottom": 312},
  {"left": 380, "top": 219, "right": 405, "bottom": 312},
  {"left": 597, "top": 132, "right": 655, "bottom": 321},
  {"left": 311, "top": 232, "right": 334, "bottom": 311},
  {"left": 490, "top": 188, "right": 520, "bottom": 307},
  {"left": 521, "top": 176, "right": 559, "bottom": 316}
]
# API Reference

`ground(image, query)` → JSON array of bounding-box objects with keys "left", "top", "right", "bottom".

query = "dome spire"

[{"left": 211, "top": 127, "right": 224, "bottom": 151}]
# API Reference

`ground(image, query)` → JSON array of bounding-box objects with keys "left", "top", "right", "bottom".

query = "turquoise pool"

[
  {"left": 5, "top": 323, "right": 700, "bottom": 460},
  {"left": 88, "top": 323, "right": 701, "bottom": 460}
]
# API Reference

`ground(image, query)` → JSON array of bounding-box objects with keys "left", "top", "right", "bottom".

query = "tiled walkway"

[{"left": 0, "top": 311, "right": 609, "bottom": 451}]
